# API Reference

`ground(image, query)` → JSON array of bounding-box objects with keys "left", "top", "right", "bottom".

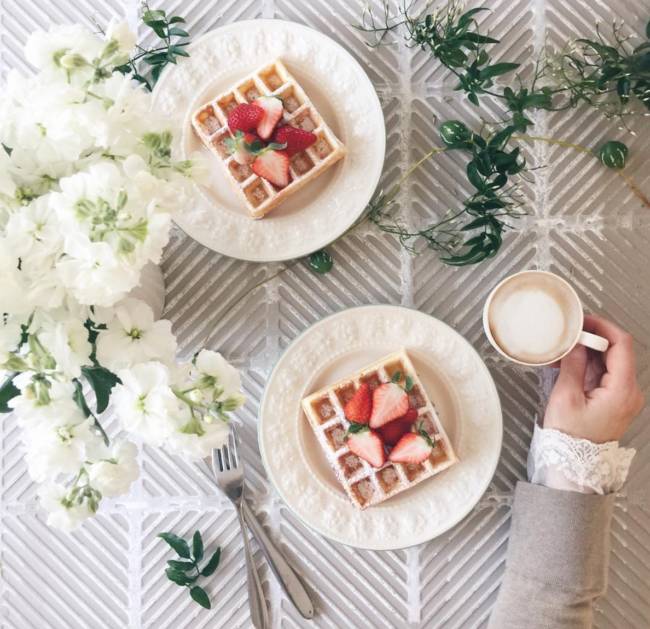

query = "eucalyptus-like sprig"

[
  {"left": 114, "top": 3, "right": 190, "bottom": 90},
  {"left": 354, "top": 1, "right": 648, "bottom": 265},
  {"left": 159, "top": 530, "right": 221, "bottom": 610}
]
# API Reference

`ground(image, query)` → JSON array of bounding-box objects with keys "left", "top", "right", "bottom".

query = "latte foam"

[{"left": 487, "top": 273, "right": 581, "bottom": 364}]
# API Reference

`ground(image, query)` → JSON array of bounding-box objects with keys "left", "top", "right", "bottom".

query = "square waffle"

[
  {"left": 191, "top": 58, "right": 346, "bottom": 219},
  {"left": 301, "top": 350, "right": 459, "bottom": 509}
]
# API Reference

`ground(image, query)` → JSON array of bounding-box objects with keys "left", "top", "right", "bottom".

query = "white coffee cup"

[{"left": 483, "top": 270, "right": 609, "bottom": 366}]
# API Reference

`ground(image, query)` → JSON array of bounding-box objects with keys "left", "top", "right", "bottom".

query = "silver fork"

[
  {"left": 210, "top": 426, "right": 269, "bottom": 629},
  {"left": 209, "top": 425, "right": 315, "bottom": 621}
]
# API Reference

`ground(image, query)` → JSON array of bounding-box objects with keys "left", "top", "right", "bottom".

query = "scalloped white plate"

[
  {"left": 152, "top": 20, "right": 385, "bottom": 262},
  {"left": 259, "top": 305, "right": 503, "bottom": 550}
]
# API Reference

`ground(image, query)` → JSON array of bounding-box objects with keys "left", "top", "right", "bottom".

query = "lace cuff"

[{"left": 527, "top": 423, "right": 635, "bottom": 495}]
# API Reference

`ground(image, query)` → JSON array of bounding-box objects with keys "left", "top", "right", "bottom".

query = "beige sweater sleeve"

[{"left": 488, "top": 481, "right": 615, "bottom": 629}]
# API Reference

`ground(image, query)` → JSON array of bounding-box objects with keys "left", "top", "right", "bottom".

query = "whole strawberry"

[
  {"left": 272, "top": 125, "right": 317, "bottom": 156},
  {"left": 227, "top": 103, "right": 264, "bottom": 134}
]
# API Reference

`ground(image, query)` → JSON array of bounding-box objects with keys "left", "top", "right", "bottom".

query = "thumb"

[{"left": 554, "top": 345, "right": 588, "bottom": 393}]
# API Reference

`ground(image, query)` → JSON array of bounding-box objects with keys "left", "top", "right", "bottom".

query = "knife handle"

[{"left": 242, "top": 500, "right": 315, "bottom": 620}]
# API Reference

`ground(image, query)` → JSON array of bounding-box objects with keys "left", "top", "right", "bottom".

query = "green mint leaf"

[
  {"left": 404, "top": 376, "right": 414, "bottom": 392},
  {"left": 159, "top": 532, "right": 191, "bottom": 559},
  {"left": 346, "top": 423, "right": 369, "bottom": 435},
  {"left": 391, "top": 371, "right": 403, "bottom": 383},
  {"left": 190, "top": 586, "right": 211, "bottom": 609},
  {"left": 81, "top": 365, "right": 120, "bottom": 414},
  {"left": 169, "top": 16, "right": 186, "bottom": 24},
  {"left": 0, "top": 375, "right": 19, "bottom": 413},
  {"left": 168, "top": 559, "right": 196, "bottom": 571},
  {"left": 200, "top": 548, "right": 221, "bottom": 577},
  {"left": 192, "top": 531, "right": 204, "bottom": 562},
  {"left": 308, "top": 250, "right": 333, "bottom": 274},
  {"left": 166, "top": 567, "right": 192, "bottom": 586}
]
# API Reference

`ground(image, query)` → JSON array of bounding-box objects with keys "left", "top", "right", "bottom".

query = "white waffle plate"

[
  {"left": 152, "top": 20, "right": 385, "bottom": 262},
  {"left": 259, "top": 305, "right": 503, "bottom": 550}
]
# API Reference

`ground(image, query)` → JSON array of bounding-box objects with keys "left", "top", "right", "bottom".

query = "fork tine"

[
  {"left": 215, "top": 447, "right": 224, "bottom": 472},
  {"left": 221, "top": 443, "right": 230, "bottom": 471},
  {"left": 228, "top": 425, "right": 239, "bottom": 469}
]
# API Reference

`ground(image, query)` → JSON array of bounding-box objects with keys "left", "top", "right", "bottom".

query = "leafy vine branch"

[{"left": 352, "top": 0, "right": 650, "bottom": 266}]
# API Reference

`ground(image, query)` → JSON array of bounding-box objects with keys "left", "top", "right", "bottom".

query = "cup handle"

[{"left": 578, "top": 330, "right": 609, "bottom": 352}]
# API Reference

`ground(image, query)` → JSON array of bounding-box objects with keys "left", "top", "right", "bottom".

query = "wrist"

[{"left": 527, "top": 423, "right": 635, "bottom": 495}]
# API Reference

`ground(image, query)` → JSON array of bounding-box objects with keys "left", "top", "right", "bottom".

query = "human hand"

[{"left": 543, "top": 314, "right": 645, "bottom": 443}]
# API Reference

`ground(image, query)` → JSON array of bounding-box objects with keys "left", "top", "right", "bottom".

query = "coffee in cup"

[{"left": 483, "top": 270, "right": 609, "bottom": 366}]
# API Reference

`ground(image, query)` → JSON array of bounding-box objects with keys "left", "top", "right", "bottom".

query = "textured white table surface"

[{"left": 1, "top": 1, "right": 649, "bottom": 628}]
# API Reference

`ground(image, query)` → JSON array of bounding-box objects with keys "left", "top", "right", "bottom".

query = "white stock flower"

[
  {"left": 25, "top": 25, "right": 103, "bottom": 75},
  {"left": 166, "top": 421, "right": 231, "bottom": 459},
  {"left": 87, "top": 440, "right": 139, "bottom": 497},
  {"left": 95, "top": 298, "right": 176, "bottom": 371},
  {"left": 38, "top": 482, "right": 96, "bottom": 532},
  {"left": 37, "top": 313, "right": 92, "bottom": 378},
  {"left": 195, "top": 350, "right": 245, "bottom": 403},
  {"left": 0, "top": 314, "right": 24, "bottom": 365},
  {"left": 104, "top": 20, "right": 136, "bottom": 62},
  {"left": 24, "top": 420, "right": 103, "bottom": 483},
  {"left": 57, "top": 234, "right": 140, "bottom": 307},
  {"left": 112, "top": 362, "right": 185, "bottom": 446},
  {"left": 10, "top": 375, "right": 84, "bottom": 428}
]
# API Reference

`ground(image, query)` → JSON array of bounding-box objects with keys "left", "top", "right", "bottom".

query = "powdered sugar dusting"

[
  {"left": 152, "top": 20, "right": 384, "bottom": 261},
  {"left": 259, "top": 305, "right": 502, "bottom": 549}
]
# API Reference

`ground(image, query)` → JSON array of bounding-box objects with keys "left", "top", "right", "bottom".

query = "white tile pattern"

[{"left": 1, "top": 1, "right": 649, "bottom": 628}]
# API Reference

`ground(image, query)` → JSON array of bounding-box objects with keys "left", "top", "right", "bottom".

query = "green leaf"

[
  {"left": 166, "top": 567, "right": 191, "bottom": 586},
  {"left": 404, "top": 376, "right": 414, "bottom": 392},
  {"left": 159, "top": 532, "right": 191, "bottom": 558},
  {"left": 72, "top": 380, "right": 92, "bottom": 418},
  {"left": 0, "top": 375, "right": 19, "bottom": 413},
  {"left": 168, "top": 27, "right": 190, "bottom": 38},
  {"left": 169, "top": 45, "right": 190, "bottom": 57},
  {"left": 466, "top": 162, "right": 485, "bottom": 190},
  {"left": 347, "top": 423, "right": 369, "bottom": 435},
  {"left": 201, "top": 548, "right": 221, "bottom": 577},
  {"left": 81, "top": 365, "right": 120, "bottom": 414},
  {"left": 169, "top": 16, "right": 186, "bottom": 24},
  {"left": 646, "top": 19, "right": 650, "bottom": 40},
  {"left": 479, "top": 62, "right": 519, "bottom": 79},
  {"left": 168, "top": 559, "right": 196, "bottom": 571},
  {"left": 308, "top": 250, "right": 333, "bottom": 274},
  {"left": 462, "top": 216, "right": 491, "bottom": 231},
  {"left": 391, "top": 371, "right": 403, "bottom": 383},
  {"left": 598, "top": 140, "right": 628, "bottom": 170},
  {"left": 467, "top": 91, "right": 479, "bottom": 106},
  {"left": 143, "top": 9, "right": 166, "bottom": 22},
  {"left": 463, "top": 33, "right": 499, "bottom": 45},
  {"left": 190, "top": 586, "right": 211, "bottom": 609},
  {"left": 192, "top": 531, "right": 204, "bottom": 562},
  {"left": 457, "top": 7, "right": 489, "bottom": 29}
]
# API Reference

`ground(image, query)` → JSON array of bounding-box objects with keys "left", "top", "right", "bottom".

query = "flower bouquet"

[{"left": 0, "top": 20, "right": 245, "bottom": 530}]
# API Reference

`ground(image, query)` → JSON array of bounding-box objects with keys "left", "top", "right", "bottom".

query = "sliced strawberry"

[
  {"left": 224, "top": 131, "right": 264, "bottom": 164},
  {"left": 400, "top": 408, "right": 419, "bottom": 423},
  {"left": 369, "top": 383, "right": 409, "bottom": 428},
  {"left": 272, "top": 125, "right": 317, "bottom": 156},
  {"left": 347, "top": 425, "right": 386, "bottom": 468},
  {"left": 344, "top": 383, "right": 372, "bottom": 423},
  {"left": 252, "top": 149, "right": 290, "bottom": 188},
  {"left": 378, "top": 408, "right": 418, "bottom": 445},
  {"left": 379, "top": 418, "right": 413, "bottom": 446},
  {"left": 388, "top": 431, "right": 435, "bottom": 464},
  {"left": 254, "top": 96, "right": 284, "bottom": 140},
  {"left": 227, "top": 103, "right": 264, "bottom": 134}
]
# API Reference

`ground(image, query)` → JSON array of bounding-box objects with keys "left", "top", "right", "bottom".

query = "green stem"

[{"left": 513, "top": 134, "right": 650, "bottom": 209}]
